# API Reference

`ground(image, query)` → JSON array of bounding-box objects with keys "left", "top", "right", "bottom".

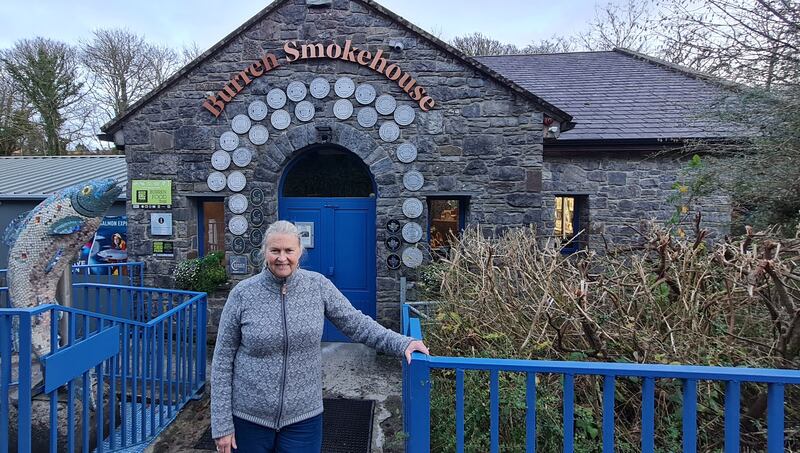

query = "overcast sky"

[{"left": 0, "top": 1, "right": 603, "bottom": 51}]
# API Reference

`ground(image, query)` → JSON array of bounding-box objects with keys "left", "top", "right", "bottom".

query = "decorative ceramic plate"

[
  {"left": 403, "top": 170, "right": 424, "bottom": 191},
  {"left": 249, "top": 248, "right": 261, "bottom": 266},
  {"left": 357, "top": 107, "right": 378, "bottom": 128},
  {"left": 295, "top": 100, "right": 315, "bottom": 122},
  {"left": 248, "top": 124, "right": 269, "bottom": 145},
  {"left": 402, "top": 247, "right": 423, "bottom": 268},
  {"left": 232, "top": 114, "right": 252, "bottom": 134},
  {"left": 229, "top": 215, "right": 248, "bottom": 236},
  {"left": 271, "top": 109, "right": 291, "bottom": 130},
  {"left": 232, "top": 237, "right": 246, "bottom": 254},
  {"left": 387, "top": 254, "right": 401, "bottom": 270},
  {"left": 211, "top": 150, "right": 231, "bottom": 171},
  {"left": 334, "top": 77, "right": 355, "bottom": 98},
  {"left": 227, "top": 170, "right": 247, "bottom": 192},
  {"left": 219, "top": 131, "right": 239, "bottom": 151},
  {"left": 286, "top": 81, "right": 307, "bottom": 102},
  {"left": 402, "top": 198, "right": 424, "bottom": 219},
  {"left": 396, "top": 143, "right": 417, "bottom": 163},
  {"left": 402, "top": 222, "right": 423, "bottom": 243},
  {"left": 375, "top": 94, "right": 397, "bottom": 115},
  {"left": 386, "top": 219, "right": 401, "bottom": 234},
  {"left": 250, "top": 208, "right": 264, "bottom": 226},
  {"left": 393, "top": 105, "right": 415, "bottom": 126},
  {"left": 250, "top": 188, "right": 264, "bottom": 206},
  {"left": 355, "top": 83, "right": 376, "bottom": 105},
  {"left": 250, "top": 228, "right": 263, "bottom": 247},
  {"left": 232, "top": 147, "right": 252, "bottom": 167},
  {"left": 207, "top": 172, "right": 226, "bottom": 192},
  {"left": 385, "top": 236, "right": 401, "bottom": 252},
  {"left": 379, "top": 122, "right": 400, "bottom": 142},
  {"left": 229, "top": 194, "right": 248, "bottom": 214},
  {"left": 333, "top": 99, "right": 354, "bottom": 120},
  {"left": 310, "top": 77, "right": 330, "bottom": 99},
  {"left": 248, "top": 100, "right": 268, "bottom": 121},
  {"left": 267, "top": 88, "right": 287, "bottom": 109}
]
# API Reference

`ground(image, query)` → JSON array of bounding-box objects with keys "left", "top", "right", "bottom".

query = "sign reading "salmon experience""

[{"left": 202, "top": 40, "right": 436, "bottom": 117}]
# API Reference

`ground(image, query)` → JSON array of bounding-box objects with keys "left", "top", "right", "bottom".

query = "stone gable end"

[{"left": 118, "top": 0, "right": 553, "bottom": 332}]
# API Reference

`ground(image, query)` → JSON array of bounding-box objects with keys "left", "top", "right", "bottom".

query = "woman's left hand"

[{"left": 404, "top": 340, "right": 430, "bottom": 364}]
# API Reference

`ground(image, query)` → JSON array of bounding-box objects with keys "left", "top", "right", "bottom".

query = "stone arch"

[{"left": 251, "top": 122, "right": 398, "bottom": 222}]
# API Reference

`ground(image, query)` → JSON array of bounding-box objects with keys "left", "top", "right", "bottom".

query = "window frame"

[
  {"left": 553, "top": 194, "right": 584, "bottom": 254},
  {"left": 426, "top": 196, "right": 469, "bottom": 249},
  {"left": 197, "top": 197, "right": 225, "bottom": 257}
]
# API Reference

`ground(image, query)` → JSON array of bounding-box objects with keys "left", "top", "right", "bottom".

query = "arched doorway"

[{"left": 279, "top": 145, "right": 377, "bottom": 342}]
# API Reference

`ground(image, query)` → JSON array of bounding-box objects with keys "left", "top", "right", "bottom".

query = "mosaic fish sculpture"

[{"left": 2, "top": 178, "right": 122, "bottom": 365}]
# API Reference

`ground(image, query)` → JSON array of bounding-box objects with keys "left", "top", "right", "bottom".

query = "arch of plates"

[{"left": 206, "top": 76, "right": 426, "bottom": 269}]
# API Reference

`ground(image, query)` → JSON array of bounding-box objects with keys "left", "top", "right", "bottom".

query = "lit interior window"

[
  {"left": 429, "top": 199, "right": 461, "bottom": 248},
  {"left": 554, "top": 196, "right": 575, "bottom": 241}
]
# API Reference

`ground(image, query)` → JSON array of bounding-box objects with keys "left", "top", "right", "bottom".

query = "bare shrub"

[{"left": 425, "top": 219, "right": 800, "bottom": 451}]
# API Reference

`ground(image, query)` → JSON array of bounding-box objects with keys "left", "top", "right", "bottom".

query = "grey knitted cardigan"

[{"left": 210, "top": 268, "right": 414, "bottom": 438}]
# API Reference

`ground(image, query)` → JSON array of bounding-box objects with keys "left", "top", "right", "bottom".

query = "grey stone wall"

[
  {"left": 541, "top": 151, "right": 731, "bottom": 249},
  {"left": 117, "top": 0, "right": 545, "bottom": 336}
]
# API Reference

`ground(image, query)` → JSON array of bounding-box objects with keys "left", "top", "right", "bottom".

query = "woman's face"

[{"left": 265, "top": 233, "right": 301, "bottom": 278}]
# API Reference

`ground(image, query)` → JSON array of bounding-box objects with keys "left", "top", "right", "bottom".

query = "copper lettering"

[
  {"left": 301, "top": 43, "right": 325, "bottom": 59},
  {"left": 202, "top": 95, "right": 225, "bottom": 117},
  {"left": 369, "top": 49, "right": 388, "bottom": 73},
  {"left": 341, "top": 40, "right": 358, "bottom": 63},
  {"left": 248, "top": 61, "right": 264, "bottom": 77},
  {"left": 411, "top": 86, "right": 426, "bottom": 101},
  {"left": 284, "top": 41, "right": 300, "bottom": 62},
  {"left": 384, "top": 64, "right": 402, "bottom": 81},
  {"left": 327, "top": 43, "right": 343, "bottom": 59},
  {"left": 261, "top": 53, "right": 279, "bottom": 70},
  {"left": 356, "top": 50, "right": 371, "bottom": 65},
  {"left": 420, "top": 95, "right": 435, "bottom": 111},
  {"left": 398, "top": 73, "right": 417, "bottom": 94}
]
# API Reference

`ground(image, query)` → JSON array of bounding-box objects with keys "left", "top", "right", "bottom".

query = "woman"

[{"left": 211, "top": 220, "right": 429, "bottom": 453}]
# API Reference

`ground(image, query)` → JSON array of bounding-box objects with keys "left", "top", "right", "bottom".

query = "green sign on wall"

[{"left": 132, "top": 180, "right": 172, "bottom": 209}]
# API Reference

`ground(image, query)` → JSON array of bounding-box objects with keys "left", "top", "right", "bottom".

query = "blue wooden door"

[{"left": 279, "top": 197, "right": 376, "bottom": 342}]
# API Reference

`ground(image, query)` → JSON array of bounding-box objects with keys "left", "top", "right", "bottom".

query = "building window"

[
  {"left": 199, "top": 200, "right": 225, "bottom": 256},
  {"left": 554, "top": 195, "right": 586, "bottom": 252},
  {"left": 428, "top": 198, "right": 468, "bottom": 248}
]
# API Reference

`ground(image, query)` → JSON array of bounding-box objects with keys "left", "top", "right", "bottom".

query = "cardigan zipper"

[{"left": 276, "top": 282, "right": 289, "bottom": 430}]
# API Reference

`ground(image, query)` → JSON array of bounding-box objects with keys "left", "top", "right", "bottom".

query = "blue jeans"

[{"left": 232, "top": 414, "right": 323, "bottom": 453}]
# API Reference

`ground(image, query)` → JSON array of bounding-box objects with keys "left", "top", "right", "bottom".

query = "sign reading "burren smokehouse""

[{"left": 202, "top": 40, "right": 435, "bottom": 117}]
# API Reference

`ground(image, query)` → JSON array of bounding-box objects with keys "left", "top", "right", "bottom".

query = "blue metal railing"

[
  {"left": 0, "top": 283, "right": 206, "bottom": 453},
  {"left": 0, "top": 262, "right": 145, "bottom": 309},
  {"left": 401, "top": 303, "right": 800, "bottom": 453}
]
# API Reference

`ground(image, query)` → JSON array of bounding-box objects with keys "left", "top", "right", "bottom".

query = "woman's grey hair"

[{"left": 260, "top": 220, "right": 305, "bottom": 264}]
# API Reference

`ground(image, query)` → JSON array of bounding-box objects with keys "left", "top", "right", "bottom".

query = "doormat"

[{"left": 194, "top": 398, "right": 374, "bottom": 452}]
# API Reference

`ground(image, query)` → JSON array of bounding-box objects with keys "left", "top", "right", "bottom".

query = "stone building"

[{"left": 100, "top": 0, "right": 737, "bottom": 337}]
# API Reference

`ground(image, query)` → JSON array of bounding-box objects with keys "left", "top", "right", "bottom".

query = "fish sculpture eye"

[{"left": 81, "top": 185, "right": 93, "bottom": 195}]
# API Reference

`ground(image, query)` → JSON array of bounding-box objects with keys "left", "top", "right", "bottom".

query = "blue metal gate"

[{"left": 279, "top": 197, "right": 377, "bottom": 342}]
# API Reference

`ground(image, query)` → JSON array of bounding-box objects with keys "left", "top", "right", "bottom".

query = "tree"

[
  {"left": 522, "top": 36, "right": 575, "bottom": 54},
  {"left": 81, "top": 29, "right": 185, "bottom": 122},
  {"left": 146, "top": 43, "right": 182, "bottom": 89},
  {"left": 578, "top": 0, "right": 655, "bottom": 52},
  {"left": 450, "top": 32, "right": 520, "bottom": 56},
  {"left": 80, "top": 29, "right": 155, "bottom": 120},
  {"left": 659, "top": 0, "right": 800, "bottom": 88},
  {"left": 1, "top": 38, "right": 85, "bottom": 155},
  {"left": 0, "top": 70, "right": 35, "bottom": 155}
]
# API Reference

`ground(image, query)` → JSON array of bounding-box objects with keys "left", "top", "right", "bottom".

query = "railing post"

[
  {"left": 17, "top": 312, "right": 32, "bottom": 453},
  {"left": 407, "top": 355, "right": 431, "bottom": 453}
]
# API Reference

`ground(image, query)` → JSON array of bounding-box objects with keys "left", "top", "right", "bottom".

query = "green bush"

[{"left": 174, "top": 251, "right": 228, "bottom": 293}]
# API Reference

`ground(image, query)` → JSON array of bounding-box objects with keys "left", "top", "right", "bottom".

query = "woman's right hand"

[{"left": 214, "top": 433, "right": 237, "bottom": 453}]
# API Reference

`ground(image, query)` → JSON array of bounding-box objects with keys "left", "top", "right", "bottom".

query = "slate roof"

[
  {"left": 477, "top": 49, "right": 745, "bottom": 142},
  {"left": 0, "top": 155, "right": 127, "bottom": 200}
]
